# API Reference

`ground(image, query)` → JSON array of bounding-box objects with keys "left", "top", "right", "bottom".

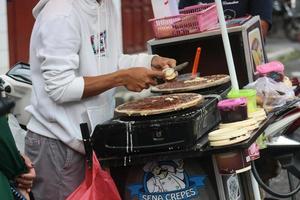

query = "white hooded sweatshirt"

[{"left": 26, "top": 0, "right": 155, "bottom": 154}]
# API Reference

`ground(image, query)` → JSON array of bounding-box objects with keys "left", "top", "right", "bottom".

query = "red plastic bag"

[{"left": 67, "top": 152, "right": 121, "bottom": 200}]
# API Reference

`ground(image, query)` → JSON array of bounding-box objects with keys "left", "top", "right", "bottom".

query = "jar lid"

[{"left": 217, "top": 98, "right": 247, "bottom": 109}]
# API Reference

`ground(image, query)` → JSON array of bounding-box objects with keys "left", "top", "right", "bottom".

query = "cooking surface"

[
  {"left": 115, "top": 93, "right": 203, "bottom": 116},
  {"left": 117, "top": 101, "right": 206, "bottom": 122},
  {"left": 151, "top": 74, "right": 230, "bottom": 93}
]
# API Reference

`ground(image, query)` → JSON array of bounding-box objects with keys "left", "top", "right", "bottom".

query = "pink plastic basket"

[{"left": 150, "top": 4, "right": 218, "bottom": 39}]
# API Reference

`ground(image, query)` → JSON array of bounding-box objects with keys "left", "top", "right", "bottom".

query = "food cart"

[{"left": 82, "top": 2, "right": 300, "bottom": 200}]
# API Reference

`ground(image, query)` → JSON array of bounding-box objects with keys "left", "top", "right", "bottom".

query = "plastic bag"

[
  {"left": 67, "top": 152, "right": 121, "bottom": 200},
  {"left": 244, "top": 77, "right": 295, "bottom": 111}
]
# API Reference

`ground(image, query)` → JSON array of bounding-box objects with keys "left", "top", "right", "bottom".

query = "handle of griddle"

[{"left": 80, "top": 123, "right": 93, "bottom": 169}]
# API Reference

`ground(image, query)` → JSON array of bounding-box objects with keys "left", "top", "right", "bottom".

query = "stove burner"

[
  {"left": 91, "top": 84, "right": 230, "bottom": 157},
  {"left": 92, "top": 98, "right": 221, "bottom": 157}
]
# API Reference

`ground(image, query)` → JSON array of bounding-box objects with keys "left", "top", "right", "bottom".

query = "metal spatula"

[{"left": 174, "top": 62, "right": 189, "bottom": 72}]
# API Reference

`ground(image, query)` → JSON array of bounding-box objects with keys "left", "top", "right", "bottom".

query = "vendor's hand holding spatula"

[{"left": 120, "top": 56, "right": 177, "bottom": 92}]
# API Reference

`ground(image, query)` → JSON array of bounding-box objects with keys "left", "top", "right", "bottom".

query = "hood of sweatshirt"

[
  {"left": 33, "top": 0, "right": 101, "bottom": 18},
  {"left": 33, "top": 0, "right": 50, "bottom": 18}
]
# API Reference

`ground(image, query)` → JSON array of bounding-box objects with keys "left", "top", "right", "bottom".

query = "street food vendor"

[
  {"left": 25, "top": 0, "right": 176, "bottom": 199},
  {"left": 179, "top": 0, "right": 273, "bottom": 37}
]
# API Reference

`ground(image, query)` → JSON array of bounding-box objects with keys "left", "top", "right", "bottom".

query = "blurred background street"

[
  {"left": 262, "top": 24, "right": 300, "bottom": 199},
  {"left": 266, "top": 34, "right": 300, "bottom": 78}
]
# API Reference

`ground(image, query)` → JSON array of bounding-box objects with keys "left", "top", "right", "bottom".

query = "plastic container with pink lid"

[{"left": 217, "top": 98, "right": 248, "bottom": 123}]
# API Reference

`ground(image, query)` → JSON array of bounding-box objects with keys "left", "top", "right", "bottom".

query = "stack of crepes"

[{"left": 208, "top": 98, "right": 266, "bottom": 147}]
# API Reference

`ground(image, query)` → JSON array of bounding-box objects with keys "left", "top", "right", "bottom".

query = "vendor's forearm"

[{"left": 82, "top": 71, "right": 123, "bottom": 98}]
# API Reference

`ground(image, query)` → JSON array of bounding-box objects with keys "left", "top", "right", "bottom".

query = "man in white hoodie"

[{"left": 25, "top": 0, "right": 176, "bottom": 199}]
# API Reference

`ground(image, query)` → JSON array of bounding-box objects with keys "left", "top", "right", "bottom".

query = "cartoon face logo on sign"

[{"left": 127, "top": 160, "right": 206, "bottom": 200}]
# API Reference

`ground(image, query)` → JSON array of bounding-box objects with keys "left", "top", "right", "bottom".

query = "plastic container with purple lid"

[{"left": 217, "top": 98, "right": 248, "bottom": 123}]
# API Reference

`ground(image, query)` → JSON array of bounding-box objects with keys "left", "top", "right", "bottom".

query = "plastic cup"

[{"left": 227, "top": 89, "right": 257, "bottom": 113}]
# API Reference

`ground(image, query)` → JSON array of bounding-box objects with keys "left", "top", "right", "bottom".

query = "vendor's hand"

[
  {"left": 151, "top": 56, "right": 176, "bottom": 70},
  {"left": 120, "top": 67, "right": 164, "bottom": 92},
  {"left": 15, "top": 155, "right": 36, "bottom": 192}
]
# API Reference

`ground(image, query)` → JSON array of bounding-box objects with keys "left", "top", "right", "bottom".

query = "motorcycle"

[
  {"left": 0, "top": 79, "right": 15, "bottom": 116},
  {"left": 0, "top": 62, "right": 32, "bottom": 129},
  {"left": 273, "top": 0, "right": 300, "bottom": 41}
]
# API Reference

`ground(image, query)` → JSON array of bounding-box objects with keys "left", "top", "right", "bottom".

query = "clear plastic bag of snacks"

[{"left": 245, "top": 77, "right": 295, "bottom": 111}]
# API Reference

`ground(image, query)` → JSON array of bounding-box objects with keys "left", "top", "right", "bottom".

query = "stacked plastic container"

[{"left": 150, "top": 3, "right": 218, "bottom": 39}]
